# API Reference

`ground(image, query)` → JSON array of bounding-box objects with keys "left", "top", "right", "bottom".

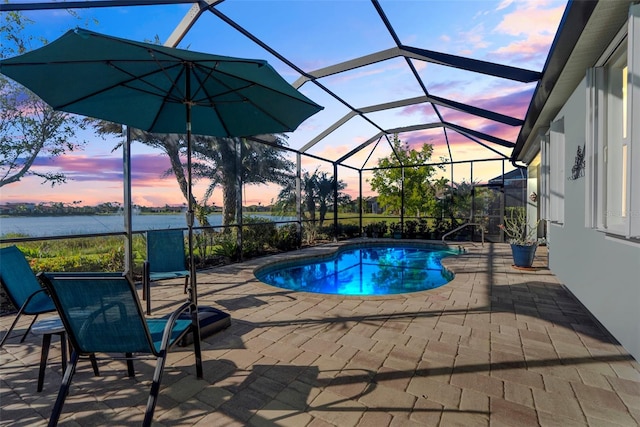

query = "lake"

[{"left": 0, "top": 214, "right": 297, "bottom": 238}]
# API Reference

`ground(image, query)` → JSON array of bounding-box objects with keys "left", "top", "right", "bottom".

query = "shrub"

[
  {"left": 208, "top": 231, "right": 237, "bottom": 262},
  {"left": 338, "top": 223, "right": 360, "bottom": 239},
  {"left": 274, "top": 224, "right": 299, "bottom": 251},
  {"left": 241, "top": 216, "right": 277, "bottom": 258}
]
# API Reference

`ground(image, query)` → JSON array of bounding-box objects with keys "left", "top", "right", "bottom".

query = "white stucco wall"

[{"left": 547, "top": 78, "right": 640, "bottom": 361}]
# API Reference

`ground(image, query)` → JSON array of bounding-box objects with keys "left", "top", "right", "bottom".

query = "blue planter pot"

[{"left": 510, "top": 244, "right": 537, "bottom": 267}]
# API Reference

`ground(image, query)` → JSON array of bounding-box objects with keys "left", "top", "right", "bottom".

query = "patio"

[{"left": 1, "top": 242, "right": 639, "bottom": 426}]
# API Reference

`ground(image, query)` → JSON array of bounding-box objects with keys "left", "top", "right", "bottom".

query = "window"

[
  {"left": 586, "top": 4, "right": 640, "bottom": 239},
  {"left": 540, "top": 119, "right": 565, "bottom": 225}
]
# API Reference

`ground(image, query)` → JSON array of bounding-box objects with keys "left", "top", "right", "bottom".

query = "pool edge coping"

[{"left": 246, "top": 238, "right": 474, "bottom": 300}]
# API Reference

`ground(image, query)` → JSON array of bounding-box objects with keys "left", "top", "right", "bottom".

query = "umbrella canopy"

[
  {"left": 0, "top": 28, "right": 323, "bottom": 308},
  {"left": 0, "top": 28, "right": 322, "bottom": 137}
]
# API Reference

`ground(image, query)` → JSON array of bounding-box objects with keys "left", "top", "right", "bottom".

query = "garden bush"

[{"left": 274, "top": 224, "right": 299, "bottom": 251}]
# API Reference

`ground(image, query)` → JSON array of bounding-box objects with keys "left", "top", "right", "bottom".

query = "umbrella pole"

[{"left": 186, "top": 72, "right": 197, "bottom": 307}]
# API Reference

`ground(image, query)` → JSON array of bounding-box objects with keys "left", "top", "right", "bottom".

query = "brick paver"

[{"left": 1, "top": 241, "right": 639, "bottom": 426}]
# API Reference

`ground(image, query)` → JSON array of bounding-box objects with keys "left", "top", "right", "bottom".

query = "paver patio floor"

[{"left": 1, "top": 241, "right": 639, "bottom": 426}]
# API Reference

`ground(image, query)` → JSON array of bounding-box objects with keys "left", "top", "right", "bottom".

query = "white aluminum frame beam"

[
  {"left": 301, "top": 94, "right": 521, "bottom": 154},
  {"left": 165, "top": 0, "right": 224, "bottom": 47},
  {"left": 293, "top": 46, "right": 540, "bottom": 89}
]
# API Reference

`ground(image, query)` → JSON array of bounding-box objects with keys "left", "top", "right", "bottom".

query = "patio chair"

[
  {"left": 38, "top": 272, "right": 203, "bottom": 427},
  {"left": 0, "top": 245, "right": 57, "bottom": 347},
  {"left": 143, "top": 229, "right": 190, "bottom": 314}
]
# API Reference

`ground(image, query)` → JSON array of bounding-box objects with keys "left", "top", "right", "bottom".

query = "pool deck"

[{"left": 1, "top": 240, "right": 639, "bottom": 426}]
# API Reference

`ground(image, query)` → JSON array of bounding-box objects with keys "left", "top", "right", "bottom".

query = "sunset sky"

[{"left": 0, "top": 0, "right": 567, "bottom": 208}]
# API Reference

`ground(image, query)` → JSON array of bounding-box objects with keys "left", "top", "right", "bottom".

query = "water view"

[{"left": 0, "top": 214, "right": 296, "bottom": 238}]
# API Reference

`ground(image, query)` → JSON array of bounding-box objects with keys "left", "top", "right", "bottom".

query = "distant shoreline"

[
  {"left": 0, "top": 213, "right": 298, "bottom": 238},
  {"left": 0, "top": 210, "right": 291, "bottom": 218}
]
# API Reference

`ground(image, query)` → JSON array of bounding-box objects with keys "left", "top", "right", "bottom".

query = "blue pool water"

[{"left": 256, "top": 244, "right": 458, "bottom": 296}]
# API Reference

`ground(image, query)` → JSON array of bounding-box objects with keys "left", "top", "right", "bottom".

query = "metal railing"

[{"left": 442, "top": 222, "right": 484, "bottom": 247}]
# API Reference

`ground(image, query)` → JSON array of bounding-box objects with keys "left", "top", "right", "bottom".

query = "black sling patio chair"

[
  {"left": 142, "top": 229, "right": 190, "bottom": 314},
  {"left": 38, "top": 272, "right": 203, "bottom": 427},
  {"left": 0, "top": 245, "right": 57, "bottom": 346}
]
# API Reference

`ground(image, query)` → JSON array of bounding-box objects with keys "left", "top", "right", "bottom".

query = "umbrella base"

[{"left": 169, "top": 306, "right": 231, "bottom": 346}]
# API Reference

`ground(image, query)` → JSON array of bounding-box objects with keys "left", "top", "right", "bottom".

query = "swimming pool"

[{"left": 255, "top": 243, "right": 458, "bottom": 296}]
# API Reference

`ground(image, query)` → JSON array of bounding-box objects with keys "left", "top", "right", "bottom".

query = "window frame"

[{"left": 585, "top": 4, "right": 640, "bottom": 240}]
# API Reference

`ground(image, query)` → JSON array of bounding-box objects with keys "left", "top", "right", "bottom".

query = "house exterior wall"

[{"left": 547, "top": 78, "right": 640, "bottom": 360}]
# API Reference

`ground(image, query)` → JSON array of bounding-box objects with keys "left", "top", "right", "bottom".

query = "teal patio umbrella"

[{"left": 0, "top": 28, "right": 323, "bottom": 306}]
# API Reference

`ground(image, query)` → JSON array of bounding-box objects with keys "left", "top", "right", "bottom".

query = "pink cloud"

[
  {"left": 494, "top": 1, "right": 564, "bottom": 37},
  {"left": 398, "top": 86, "right": 534, "bottom": 129},
  {"left": 31, "top": 153, "right": 176, "bottom": 185},
  {"left": 490, "top": 1, "right": 565, "bottom": 64},
  {"left": 427, "top": 79, "right": 470, "bottom": 95},
  {"left": 490, "top": 33, "right": 556, "bottom": 63}
]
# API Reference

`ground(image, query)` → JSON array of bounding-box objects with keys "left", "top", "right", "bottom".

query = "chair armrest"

[
  {"left": 159, "top": 301, "right": 198, "bottom": 352},
  {"left": 19, "top": 287, "right": 50, "bottom": 312}
]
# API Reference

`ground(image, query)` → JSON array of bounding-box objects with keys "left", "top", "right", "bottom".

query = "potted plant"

[
  {"left": 390, "top": 222, "right": 403, "bottom": 239},
  {"left": 499, "top": 208, "right": 540, "bottom": 268}
]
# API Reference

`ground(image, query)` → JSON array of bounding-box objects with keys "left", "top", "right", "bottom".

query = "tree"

[
  {"left": 315, "top": 171, "right": 351, "bottom": 227},
  {"left": 0, "top": 11, "right": 87, "bottom": 188},
  {"left": 274, "top": 169, "right": 314, "bottom": 219},
  {"left": 368, "top": 134, "right": 440, "bottom": 217},
  {"left": 194, "top": 134, "right": 294, "bottom": 227},
  {"left": 92, "top": 124, "right": 294, "bottom": 229},
  {"left": 275, "top": 167, "right": 351, "bottom": 227},
  {"left": 91, "top": 122, "right": 215, "bottom": 225},
  {"left": 436, "top": 178, "right": 495, "bottom": 229}
]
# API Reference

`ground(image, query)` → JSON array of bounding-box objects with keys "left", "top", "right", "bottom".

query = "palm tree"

[
  {"left": 276, "top": 169, "right": 317, "bottom": 222},
  {"left": 193, "top": 134, "right": 294, "bottom": 227},
  {"left": 93, "top": 123, "right": 213, "bottom": 228},
  {"left": 92, "top": 121, "right": 293, "bottom": 229},
  {"left": 315, "top": 171, "right": 350, "bottom": 227},
  {"left": 276, "top": 168, "right": 351, "bottom": 227}
]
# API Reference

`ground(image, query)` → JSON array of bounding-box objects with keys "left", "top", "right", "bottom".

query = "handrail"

[{"left": 442, "top": 222, "right": 484, "bottom": 247}]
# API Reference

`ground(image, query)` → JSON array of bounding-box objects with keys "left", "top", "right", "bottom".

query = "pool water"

[{"left": 256, "top": 244, "right": 457, "bottom": 296}]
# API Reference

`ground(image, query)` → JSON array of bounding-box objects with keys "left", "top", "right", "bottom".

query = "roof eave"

[{"left": 514, "top": 0, "right": 633, "bottom": 163}]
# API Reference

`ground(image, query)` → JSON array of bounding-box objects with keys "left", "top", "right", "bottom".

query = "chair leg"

[
  {"left": 59, "top": 332, "right": 67, "bottom": 374},
  {"left": 0, "top": 310, "right": 24, "bottom": 347},
  {"left": 143, "top": 352, "right": 168, "bottom": 427},
  {"left": 190, "top": 309, "right": 203, "bottom": 379},
  {"left": 64, "top": 335, "right": 99, "bottom": 377},
  {"left": 48, "top": 351, "right": 79, "bottom": 427},
  {"left": 142, "top": 262, "right": 149, "bottom": 301},
  {"left": 19, "top": 315, "right": 39, "bottom": 343},
  {"left": 20, "top": 314, "right": 38, "bottom": 344},
  {"left": 143, "top": 262, "right": 151, "bottom": 315},
  {"left": 125, "top": 352, "right": 135, "bottom": 378},
  {"left": 89, "top": 354, "right": 100, "bottom": 376},
  {"left": 37, "top": 333, "right": 52, "bottom": 392}
]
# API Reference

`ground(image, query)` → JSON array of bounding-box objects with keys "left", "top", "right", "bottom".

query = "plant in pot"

[{"left": 499, "top": 208, "right": 540, "bottom": 268}]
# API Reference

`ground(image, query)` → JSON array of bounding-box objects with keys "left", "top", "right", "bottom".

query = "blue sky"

[{"left": 1, "top": 0, "right": 567, "bottom": 207}]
